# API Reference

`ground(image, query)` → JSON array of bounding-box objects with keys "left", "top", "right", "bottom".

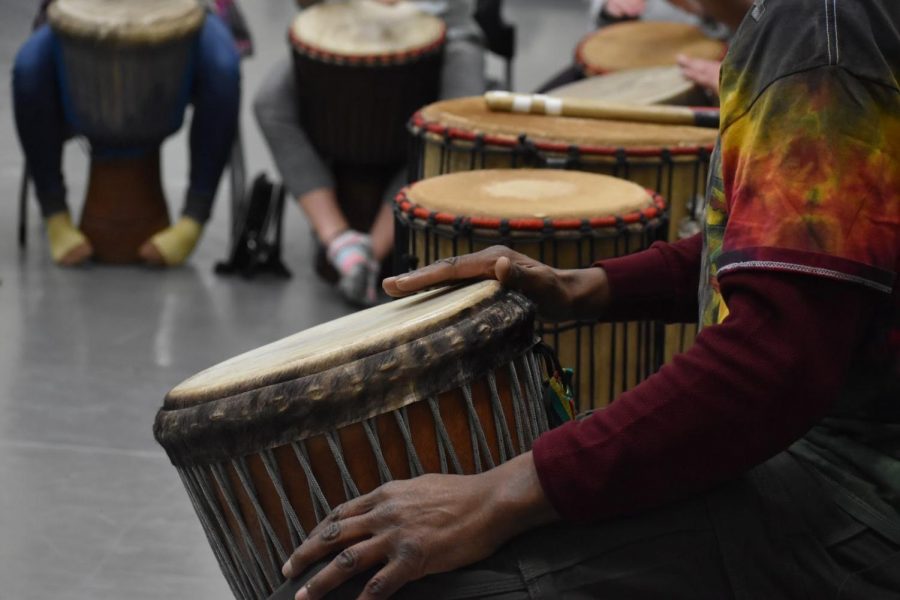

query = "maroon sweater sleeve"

[
  {"left": 595, "top": 234, "right": 703, "bottom": 324},
  {"left": 531, "top": 270, "right": 873, "bottom": 521}
]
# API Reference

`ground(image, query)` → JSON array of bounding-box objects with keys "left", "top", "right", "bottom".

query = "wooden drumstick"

[{"left": 484, "top": 91, "right": 720, "bottom": 129}]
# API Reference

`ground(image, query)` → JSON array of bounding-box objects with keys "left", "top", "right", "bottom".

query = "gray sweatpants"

[{"left": 253, "top": 37, "right": 486, "bottom": 201}]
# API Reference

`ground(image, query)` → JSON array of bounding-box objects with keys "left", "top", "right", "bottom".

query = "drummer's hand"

[
  {"left": 382, "top": 246, "right": 611, "bottom": 322},
  {"left": 677, "top": 54, "right": 722, "bottom": 98},
  {"left": 282, "top": 453, "right": 557, "bottom": 600},
  {"left": 603, "top": 0, "right": 646, "bottom": 18}
]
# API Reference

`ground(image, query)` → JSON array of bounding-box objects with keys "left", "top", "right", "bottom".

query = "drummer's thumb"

[{"left": 495, "top": 256, "right": 528, "bottom": 291}]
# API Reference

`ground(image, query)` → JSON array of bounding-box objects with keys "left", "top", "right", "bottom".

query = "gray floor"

[{"left": 0, "top": 1, "right": 589, "bottom": 598}]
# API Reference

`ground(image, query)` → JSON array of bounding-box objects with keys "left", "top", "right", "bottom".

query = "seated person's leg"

[
  {"left": 13, "top": 25, "right": 92, "bottom": 266},
  {"left": 140, "top": 13, "right": 241, "bottom": 267},
  {"left": 439, "top": 37, "right": 487, "bottom": 99},
  {"left": 253, "top": 58, "right": 377, "bottom": 306}
]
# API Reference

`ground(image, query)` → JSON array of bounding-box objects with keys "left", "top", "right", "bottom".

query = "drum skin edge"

[{"left": 154, "top": 289, "right": 536, "bottom": 468}]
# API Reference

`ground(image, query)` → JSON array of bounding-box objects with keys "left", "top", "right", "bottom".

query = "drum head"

[
  {"left": 291, "top": 0, "right": 445, "bottom": 57},
  {"left": 156, "top": 282, "right": 535, "bottom": 464},
  {"left": 406, "top": 169, "right": 654, "bottom": 221},
  {"left": 48, "top": 0, "right": 204, "bottom": 43},
  {"left": 577, "top": 21, "right": 725, "bottom": 74},
  {"left": 166, "top": 281, "right": 530, "bottom": 405},
  {"left": 416, "top": 97, "right": 718, "bottom": 149},
  {"left": 548, "top": 66, "right": 704, "bottom": 106}
]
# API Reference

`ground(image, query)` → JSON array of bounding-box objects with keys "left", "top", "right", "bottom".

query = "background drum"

[
  {"left": 290, "top": 0, "right": 445, "bottom": 166},
  {"left": 408, "top": 97, "right": 715, "bottom": 361},
  {"left": 547, "top": 65, "right": 709, "bottom": 107},
  {"left": 154, "top": 281, "right": 551, "bottom": 600},
  {"left": 48, "top": 0, "right": 204, "bottom": 262},
  {"left": 395, "top": 169, "right": 666, "bottom": 409},
  {"left": 576, "top": 21, "right": 725, "bottom": 76}
]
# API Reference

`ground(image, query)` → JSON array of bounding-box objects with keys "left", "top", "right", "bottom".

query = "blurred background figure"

[
  {"left": 254, "top": 0, "right": 485, "bottom": 307},
  {"left": 12, "top": 0, "right": 243, "bottom": 267}
]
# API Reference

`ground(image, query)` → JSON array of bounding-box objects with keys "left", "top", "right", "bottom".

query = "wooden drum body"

[
  {"left": 290, "top": 1, "right": 445, "bottom": 166},
  {"left": 408, "top": 98, "right": 716, "bottom": 360},
  {"left": 48, "top": 0, "right": 202, "bottom": 261},
  {"left": 395, "top": 170, "right": 666, "bottom": 409},
  {"left": 575, "top": 21, "right": 725, "bottom": 76},
  {"left": 154, "top": 282, "right": 551, "bottom": 599}
]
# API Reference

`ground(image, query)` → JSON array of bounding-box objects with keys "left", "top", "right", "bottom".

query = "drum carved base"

[{"left": 79, "top": 150, "right": 171, "bottom": 264}]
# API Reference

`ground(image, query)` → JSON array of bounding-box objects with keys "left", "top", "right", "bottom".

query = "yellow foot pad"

[
  {"left": 46, "top": 212, "right": 93, "bottom": 266},
  {"left": 139, "top": 217, "right": 202, "bottom": 267}
]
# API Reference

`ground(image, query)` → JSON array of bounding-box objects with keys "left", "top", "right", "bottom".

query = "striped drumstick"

[{"left": 484, "top": 91, "right": 720, "bottom": 129}]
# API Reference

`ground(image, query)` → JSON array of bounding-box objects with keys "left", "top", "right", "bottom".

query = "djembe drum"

[
  {"left": 576, "top": 21, "right": 725, "bottom": 75},
  {"left": 290, "top": 0, "right": 445, "bottom": 166},
  {"left": 154, "top": 281, "right": 552, "bottom": 600},
  {"left": 547, "top": 66, "right": 708, "bottom": 106},
  {"left": 408, "top": 98, "right": 716, "bottom": 360},
  {"left": 394, "top": 169, "right": 666, "bottom": 409},
  {"left": 48, "top": 0, "right": 204, "bottom": 262}
]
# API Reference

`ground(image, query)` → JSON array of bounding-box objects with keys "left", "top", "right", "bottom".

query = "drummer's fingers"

[
  {"left": 383, "top": 249, "right": 508, "bottom": 297},
  {"left": 292, "top": 537, "right": 389, "bottom": 600},
  {"left": 283, "top": 501, "right": 378, "bottom": 578},
  {"left": 355, "top": 553, "right": 422, "bottom": 600}
]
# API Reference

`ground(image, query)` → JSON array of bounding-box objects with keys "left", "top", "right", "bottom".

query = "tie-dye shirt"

[{"left": 701, "top": 1, "right": 900, "bottom": 524}]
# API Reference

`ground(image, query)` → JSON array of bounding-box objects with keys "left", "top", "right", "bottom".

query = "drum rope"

[
  {"left": 179, "top": 468, "right": 252, "bottom": 600},
  {"left": 189, "top": 465, "right": 265, "bottom": 600},
  {"left": 393, "top": 408, "right": 426, "bottom": 477},
  {"left": 290, "top": 442, "right": 332, "bottom": 521},
  {"left": 520, "top": 355, "right": 543, "bottom": 441},
  {"left": 427, "top": 397, "right": 464, "bottom": 474},
  {"left": 486, "top": 371, "right": 515, "bottom": 463},
  {"left": 361, "top": 420, "right": 395, "bottom": 484},
  {"left": 211, "top": 463, "right": 281, "bottom": 591},
  {"left": 188, "top": 466, "right": 259, "bottom": 600},
  {"left": 207, "top": 466, "right": 267, "bottom": 597},
  {"left": 506, "top": 361, "right": 530, "bottom": 452},
  {"left": 325, "top": 431, "right": 361, "bottom": 500},
  {"left": 233, "top": 457, "right": 289, "bottom": 564},
  {"left": 462, "top": 383, "right": 497, "bottom": 472},
  {"left": 259, "top": 449, "right": 308, "bottom": 546},
  {"left": 529, "top": 352, "right": 551, "bottom": 433}
]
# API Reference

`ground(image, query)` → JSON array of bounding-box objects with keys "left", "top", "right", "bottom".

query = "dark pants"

[
  {"left": 11, "top": 15, "right": 241, "bottom": 222},
  {"left": 271, "top": 453, "right": 900, "bottom": 599}
]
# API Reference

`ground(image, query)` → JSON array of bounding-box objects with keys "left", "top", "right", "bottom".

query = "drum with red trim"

[
  {"left": 395, "top": 169, "right": 667, "bottom": 409},
  {"left": 408, "top": 97, "right": 716, "bottom": 361},
  {"left": 290, "top": 0, "right": 445, "bottom": 165},
  {"left": 575, "top": 21, "right": 725, "bottom": 76}
]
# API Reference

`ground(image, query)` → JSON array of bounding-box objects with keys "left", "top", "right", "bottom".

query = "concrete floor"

[{"left": 0, "top": 1, "right": 590, "bottom": 598}]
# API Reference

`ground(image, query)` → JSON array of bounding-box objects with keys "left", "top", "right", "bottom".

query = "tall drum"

[
  {"left": 154, "top": 281, "right": 552, "bottom": 600},
  {"left": 575, "top": 21, "right": 725, "bottom": 76},
  {"left": 395, "top": 169, "right": 666, "bottom": 409},
  {"left": 290, "top": 0, "right": 445, "bottom": 165},
  {"left": 47, "top": 0, "right": 205, "bottom": 262}
]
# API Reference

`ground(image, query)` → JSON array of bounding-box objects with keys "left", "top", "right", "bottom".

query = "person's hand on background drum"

[
  {"left": 602, "top": 0, "right": 646, "bottom": 19},
  {"left": 676, "top": 54, "right": 722, "bottom": 98},
  {"left": 383, "top": 246, "right": 611, "bottom": 322},
  {"left": 281, "top": 452, "right": 557, "bottom": 600}
]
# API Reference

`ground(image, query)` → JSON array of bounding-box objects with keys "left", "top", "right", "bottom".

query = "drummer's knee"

[
  {"left": 13, "top": 26, "right": 56, "bottom": 99},
  {"left": 197, "top": 15, "right": 241, "bottom": 90}
]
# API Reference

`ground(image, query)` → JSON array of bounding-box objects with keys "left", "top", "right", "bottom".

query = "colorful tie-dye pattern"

[
  {"left": 702, "top": 67, "right": 900, "bottom": 328},
  {"left": 699, "top": 7, "right": 900, "bottom": 531}
]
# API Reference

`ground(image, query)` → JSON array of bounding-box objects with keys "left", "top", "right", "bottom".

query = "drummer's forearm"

[{"left": 593, "top": 234, "right": 703, "bottom": 323}]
